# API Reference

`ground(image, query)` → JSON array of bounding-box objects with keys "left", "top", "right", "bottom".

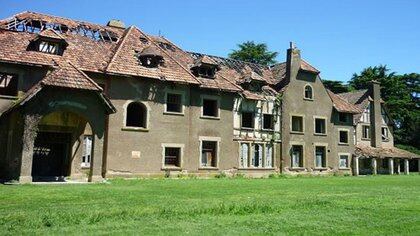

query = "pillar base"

[
  {"left": 19, "top": 176, "right": 32, "bottom": 184},
  {"left": 90, "top": 175, "right": 105, "bottom": 182}
]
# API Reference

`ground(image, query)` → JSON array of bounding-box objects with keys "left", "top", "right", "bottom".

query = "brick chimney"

[
  {"left": 107, "top": 19, "right": 126, "bottom": 29},
  {"left": 286, "top": 42, "right": 301, "bottom": 82},
  {"left": 369, "top": 80, "right": 382, "bottom": 147}
]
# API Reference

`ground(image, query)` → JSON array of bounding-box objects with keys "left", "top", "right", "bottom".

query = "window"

[
  {"left": 198, "top": 66, "right": 216, "bottom": 78},
  {"left": 252, "top": 144, "right": 263, "bottom": 167},
  {"left": 339, "top": 113, "right": 348, "bottom": 123},
  {"left": 164, "top": 147, "right": 181, "bottom": 167},
  {"left": 315, "top": 118, "right": 326, "bottom": 135},
  {"left": 202, "top": 98, "right": 219, "bottom": 117},
  {"left": 263, "top": 114, "right": 274, "bottom": 130},
  {"left": 291, "top": 116, "right": 303, "bottom": 133},
  {"left": 362, "top": 125, "right": 370, "bottom": 139},
  {"left": 241, "top": 112, "right": 254, "bottom": 128},
  {"left": 81, "top": 135, "right": 92, "bottom": 168},
  {"left": 240, "top": 143, "right": 249, "bottom": 168},
  {"left": 382, "top": 127, "right": 389, "bottom": 141},
  {"left": 291, "top": 145, "right": 303, "bottom": 168},
  {"left": 201, "top": 141, "right": 217, "bottom": 167},
  {"left": 315, "top": 146, "right": 326, "bottom": 168},
  {"left": 38, "top": 40, "right": 61, "bottom": 54},
  {"left": 265, "top": 144, "right": 273, "bottom": 168},
  {"left": 166, "top": 93, "right": 182, "bottom": 113},
  {"left": 339, "top": 130, "right": 349, "bottom": 144},
  {"left": 339, "top": 154, "right": 349, "bottom": 169},
  {"left": 139, "top": 56, "right": 161, "bottom": 68},
  {"left": 304, "top": 85, "right": 313, "bottom": 99},
  {"left": 0, "top": 73, "right": 18, "bottom": 96},
  {"left": 126, "top": 102, "right": 147, "bottom": 128}
]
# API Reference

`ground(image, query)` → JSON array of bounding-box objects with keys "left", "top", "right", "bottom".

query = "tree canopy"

[
  {"left": 228, "top": 41, "right": 278, "bottom": 66},
  {"left": 322, "top": 80, "right": 350, "bottom": 93}
]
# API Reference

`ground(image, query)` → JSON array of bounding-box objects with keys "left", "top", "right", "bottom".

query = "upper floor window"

[
  {"left": 191, "top": 55, "right": 219, "bottom": 79},
  {"left": 339, "top": 130, "right": 349, "bottom": 144},
  {"left": 137, "top": 47, "right": 164, "bottom": 68},
  {"left": 362, "top": 125, "right": 370, "bottom": 139},
  {"left": 202, "top": 97, "right": 219, "bottom": 118},
  {"left": 339, "top": 113, "right": 348, "bottom": 123},
  {"left": 314, "top": 117, "right": 327, "bottom": 135},
  {"left": 165, "top": 93, "right": 183, "bottom": 113},
  {"left": 381, "top": 127, "right": 389, "bottom": 141},
  {"left": 126, "top": 102, "right": 147, "bottom": 128},
  {"left": 291, "top": 115, "right": 304, "bottom": 133},
  {"left": 38, "top": 40, "right": 61, "bottom": 54},
  {"left": 241, "top": 112, "right": 254, "bottom": 129},
  {"left": 0, "top": 73, "right": 18, "bottom": 97},
  {"left": 263, "top": 114, "right": 274, "bottom": 130},
  {"left": 304, "top": 85, "right": 313, "bottom": 100}
]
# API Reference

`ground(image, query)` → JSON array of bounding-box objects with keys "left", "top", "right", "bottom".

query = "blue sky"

[{"left": 1, "top": 0, "right": 419, "bottom": 82}]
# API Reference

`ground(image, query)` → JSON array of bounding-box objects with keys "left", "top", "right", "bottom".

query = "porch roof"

[{"left": 355, "top": 145, "right": 420, "bottom": 159}]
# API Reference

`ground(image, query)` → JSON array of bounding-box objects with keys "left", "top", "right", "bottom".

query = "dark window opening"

[
  {"left": 202, "top": 99, "right": 218, "bottom": 117},
  {"left": 139, "top": 56, "right": 162, "bottom": 68},
  {"left": 241, "top": 112, "right": 254, "bottom": 128},
  {"left": 166, "top": 93, "right": 182, "bottom": 113},
  {"left": 201, "top": 141, "right": 217, "bottom": 167},
  {"left": 291, "top": 116, "right": 303, "bottom": 132},
  {"left": 339, "top": 130, "right": 349, "bottom": 144},
  {"left": 315, "top": 118, "right": 326, "bottom": 134},
  {"left": 164, "top": 147, "right": 181, "bottom": 167},
  {"left": 126, "top": 102, "right": 147, "bottom": 128},
  {"left": 0, "top": 73, "right": 18, "bottom": 96},
  {"left": 339, "top": 113, "right": 348, "bottom": 123},
  {"left": 382, "top": 127, "right": 389, "bottom": 141},
  {"left": 291, "top": 145, "right": 303, "bottom": 168},
  {"left": 193, "top": 66, "right": 216, "bottom": 78},
  {"left": 304, "top": 85, "right": 313, "bottom": 99},
  {"left": 382, "top": 158, "right": 388, "bottom": 169},
  {"left": 339, "top": 155, "right": 349, "bottom": 168},
  {"left": 263, "top": 114, "right": 274, "bottom": 130},
  {"left": 315, "top": 146, "right": 326, "bottom": 168},
  {"left": 36, "top": 40, "right": 64, "bottom": 55}
]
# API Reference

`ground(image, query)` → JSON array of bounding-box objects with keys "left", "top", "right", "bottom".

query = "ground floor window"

[
  {"left": 81, "top": 135, "right": 92, "bottom": 168},
  {"left": 201, "top": 141, "right": 218, "bottom": 167},
  {"left": 315, "top": 146, "right": 326, "bottom": 168},
  {"left": 239, "top": 142, "right": 274, "bottom": 168},
  {"left": 339, "top": 154, "right": 349, "bottom": 169},
  {"left": 291, "top": 145, "right": 303, "bottom": 168},
  {"left": 164, "top": 147, "right": 181, "bottom": 167}
]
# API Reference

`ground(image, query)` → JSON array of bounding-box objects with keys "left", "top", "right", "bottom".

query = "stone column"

[
  {"left": 396, "top": 159, "right": 401, "bottom": 174},
  {"left": 19, "top": 114, "right": 41, "bottom": 183},
  {"left": 372, "top": 158, "right": 377, "bottom": 175},
  {"left": 89, "top": 133, "right": 104, "bottom": 182},
  {"left": 388, "top": 158, "right": 394, "bottom": 175},
  {"left": 404, "top": 159, "right": 409, "bottom": 175},
  {"left": 354, "top": 156, "right": 359, "bottom": 176}
]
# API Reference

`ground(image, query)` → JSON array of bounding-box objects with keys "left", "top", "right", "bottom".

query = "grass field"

[{"left": 1, "top": 175, "right": 419, "bottom": 235}]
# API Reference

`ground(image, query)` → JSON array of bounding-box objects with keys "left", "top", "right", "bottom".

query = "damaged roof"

[{"left": 355, "top": 144, "right": 420, "bottom": 159}]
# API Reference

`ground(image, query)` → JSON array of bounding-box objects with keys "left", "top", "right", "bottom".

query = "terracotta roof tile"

[
  {"left": 327, "top": 90, "right": 362, "bottom": 113},
  {"left": 355, "top": 144, "right": 420, "bottom": 159}
]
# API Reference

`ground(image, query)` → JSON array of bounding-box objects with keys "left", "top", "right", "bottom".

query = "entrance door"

[{"left": 32, "top": 132, "right": 71, "bottom": 181}]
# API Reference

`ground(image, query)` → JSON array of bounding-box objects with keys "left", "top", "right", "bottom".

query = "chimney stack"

[
  {"left": 107, "top": 19, "right": 126, "bottom": 29},
  {"left": 286, "top": 42, "right": 301, "bottom": 82},
  {"left": 369, "top": 80, "right": 382, "bottom": 148}
]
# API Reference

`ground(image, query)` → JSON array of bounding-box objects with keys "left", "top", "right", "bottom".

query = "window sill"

[
  {"left": 121, "top": 127, "right": 149, "bottom": 132},
  {"left": 200, "top": 116, "right": 220, "bottom": 120},
  {"left": 163, "top": 111, "right": 185, "bottom": 116},
  {"left": 313, "top": 167, "right": 328, "bottom": 170},
  {"left": 241, "top": 127, "right": 254, "bottom": 130},
  {"left": 198, "top": 167, "right": 219, "bottom": 170},
  {"left": 80, "top": 166, "right": 91, "bottom": 169},
  {"left": 290, "top": 131, "right": 304, "bottom": 135},
  {"left": 262, "top": 128, "right": 275, "bottom": 132},
  {"left": 338, "top": 143, "right": 349, "bottom": 146},
  {"left": 290, "top": 167, "right": 306, "bottom": 171},
  {"left": 303, "top": 98, "right": 314, "bottom": 101},
  {"left": 382, "top": 139, "right": 390, "bottom": 142},
  {"left": 237, "top": 167, "right": 275, "bottom": 170},
  {"left": 0, "top": 95, "right": 18, "bottom": 99},
  {"left": 361, "top": 138, "right": 371, "bottom": 141},
  {"left": 314, "top": 133, "right": 327, "bottom": 136},
  {"left": 161, "top": 167, "right": 182, "bottom": 171}
]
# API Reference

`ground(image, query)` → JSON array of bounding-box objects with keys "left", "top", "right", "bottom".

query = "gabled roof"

[
  {"left": 37, "top": 28, "right": 66, "bottom": 41},
  {"left": 193, "top": 55, "right": 219, "bottom": 68},
  {"left": 327, "top": 90, "right": 361, "bottom": 113},
  {"left": 300, "top": 59, "right": 320, "bottom": 74}
]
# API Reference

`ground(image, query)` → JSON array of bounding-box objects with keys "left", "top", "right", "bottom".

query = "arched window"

[
  {"left": 126, "top": 102, "right": 147, "bottom": 128},
  {"left": 304, "top": 85, "right": 313, "bottom": 99}
]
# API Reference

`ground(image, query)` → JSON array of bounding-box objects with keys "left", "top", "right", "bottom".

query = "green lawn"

[{"left": 1, "top": 175, "right": 419, "bottom": 235}]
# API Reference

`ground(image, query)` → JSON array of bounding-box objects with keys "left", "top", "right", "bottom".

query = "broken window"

[
  {"left": 304, "top": 85, "right": 313, "bottom": 99},
  {"left": 339, "top": 113, "right": 348, "bottom": 123},
  {"left": 315, "top": 118, "right": 326, "bottom": 134},
  {"left": 263, "top": 114, "right": 274, "bottom": 130},
  {"left": 362, "top": 125, "right": 370, "bottom": 139},
  {"left": 202, "top": 98, "right": 218, "bottom": 117},
  {"left": 37, "top": 40, "right": 62, "bottom": 55},
  {"left": 126, "top": 102, "right": 147, "bottom": 128},
  {"left": 166, "top": 93, "right": 182, "bottom": 113},
  {"left": 291, "top": 145, "right": 303, "bottom": 168},
  {"left": 192, "top": 66, "right": 216, "bottom": 78},
  {"left": 382, "top": 127, "right": 389, "bottom": 141},
  {"left": 252, "top": 144, "right": 263, "bottom": 167},
  {"left": 265, "top": 144, "right": 273, "bottom": 168},
  {"left": 201, "top": 141, "right": 217, "bottom": 167},
  {"left": 339, "top": 130, "right": 349, "bottom": 144},
  {"left": 291, "top": 116, "right": 303, "bottom": 133},
  {"left": 315, "top": 146, "right": 326, "bottom": 168},
  {"left": 241, "top": 112, "right": 254, "bottom": 129},
  {"left": 164, "top": 147, "right": 181, "bottom": 167},
  {"left": 240, "top": 143, "right": 249, "bottom": 168},
  {"left": 81, "top": 135, "right": 92, "bottom": 168},
  {"left": 139, "top": 56, "right": 161, "bottom": 68},
  {"left": 0, "top": 73, "right": 18, "bottom": 96},
  {"left": 339, "top": 154, "right": 349, "bottom": 168}
]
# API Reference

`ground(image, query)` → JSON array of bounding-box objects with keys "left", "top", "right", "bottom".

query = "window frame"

[
  {"left": 338, "top": 113, "right": 348, "bottom": 123},
  {"left": 303, "top": 84, "right": 314, "bottom": 100},
  {"left": 362, "top": 125, "right": 370, "bottom": 140},
  {"left": 314, "top": 144, "right": 328, "bottom": 169},
  {"left": 161, "top": 143, "right": 184, "bottom": 170},
  {"left": 338, "top": 153, "right": 351, "bottom": 169},
  {"left": 0, "top": 72, "right": 19, "bottom": 97},
  {"left": 81, "top": 135, "right": 93, "bottom": 168},
  {"left": 290, "top": 143, "right": 305, "bottom": 169},
  {"left": 238, "top": 142, "right": 274, "bottom": 169},
  {"left": 241, "top": 111, "right": 255, "bottom": 129},
  {"left": 122, "top": 101, "right": 149, "bottom": 132},
  {"left": 338, "top": 129, "right": 350, "bottom": 145},
  {"left": 164, "top": 91, "right": 185, "bottom": 115},
  {"left": 381, "top": 126, "right": 389, "bottom": 141},
  {"left": 262, "top": 113, "right": 274, "bottom": 131},
  {"left": 314, "top": 116, "right": 327, "bottom": 136},
  {"left": 199, "top": 136, "right": 221, "bottom": 169},
  {"left": 290, "top": 114, "right": 305, "bottom": 134},
  {"left": 200, "top": 95, "right": 220, "bottom": 119}
]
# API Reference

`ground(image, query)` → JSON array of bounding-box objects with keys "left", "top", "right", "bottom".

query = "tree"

[
  {"left": 322, "top": 80, "right": 350, "bottom": 93},
  {"left": 228, "top": 41, "right": 278, "bottom": 66},
  {"left": 350, "top": 66, "right": 420, "bottom": 148}
]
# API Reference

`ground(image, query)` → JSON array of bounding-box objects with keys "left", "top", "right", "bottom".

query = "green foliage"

[
  {"left": 0, "top": 176, "right": 419, "bottom": 234},
  {"left": 322, "top": 79, "right": 350, "bottom": 93},
  {"left": 228, "top": 41, "right": 278, "bottom": 66},
  {"left": 395, "top": 144, "right": 420, "bottom": 155}
]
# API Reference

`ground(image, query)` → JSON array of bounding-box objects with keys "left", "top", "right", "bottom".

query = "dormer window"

[
  {"left": 29, "top": 29, "right": 68, "bottom": 55},
  {"left": 38, "top": 40, "right": 60, "bottom": 54},
  {"left": 137, "top": 46, "right": 164, "bottom": 68},
  {"left": 191, "top": 55, "right": 219, "bottom": 79}
]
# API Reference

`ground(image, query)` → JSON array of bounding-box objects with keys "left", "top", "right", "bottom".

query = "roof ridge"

[
  {"left": 17, "top": 11, "right": 106, "bottom": 29},
  {"left": 187, "top": 51, "right": 273, "bottom": 69}
]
